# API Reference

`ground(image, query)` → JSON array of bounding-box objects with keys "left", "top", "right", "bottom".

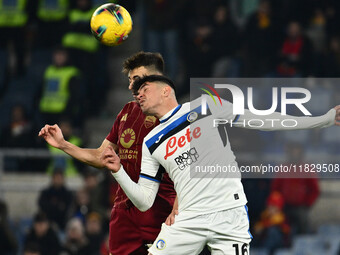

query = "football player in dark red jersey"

[{"left": 39, "top": 52, "right": 176, "bottom": 255}]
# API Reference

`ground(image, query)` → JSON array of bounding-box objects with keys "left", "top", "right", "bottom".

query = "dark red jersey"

[{"left": 106, "top": 101, "right": 176, "bottom": 209}]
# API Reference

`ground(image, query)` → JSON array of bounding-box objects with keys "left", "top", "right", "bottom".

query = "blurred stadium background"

[{"left": 0, "top": 0, "right": 340, "bottom": 254}]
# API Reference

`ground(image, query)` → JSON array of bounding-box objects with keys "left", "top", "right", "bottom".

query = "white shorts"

[{"left": 148, "top": 205, "right": 252, "bottom": 255}]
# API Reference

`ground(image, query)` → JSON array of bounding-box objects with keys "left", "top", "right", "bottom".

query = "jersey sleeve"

[
  {"left": 139, "top": 141, "right": 163, "bottom": 182},
  {"left": 111, "top": 136, "right": 162, "bottom": 212},
  {"left": 106, "top": 118, "right": 120, "bottom": 144},
  {"left": 234, "top": 108, "right": 335, "bottom": 130},
  {"left": 112, "top": 166, "right": 160, "bottom": 212},
  {"left": 106, "top": 104, "right": 128, "bottom": 143}
]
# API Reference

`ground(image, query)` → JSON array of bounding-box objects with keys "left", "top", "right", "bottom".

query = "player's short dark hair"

[
  {"left": 122, "top": 51, "right": 164, "bottom": 75},
  {"left": 132, "top": 75, "right": 175, "bottom": 95}
]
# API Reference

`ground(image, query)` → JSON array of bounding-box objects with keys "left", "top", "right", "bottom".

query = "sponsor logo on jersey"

[
  {"left": 187, "top": 111, "right": 198, "bottom": 122},
  {"left": 156, "top": 239, "right": 166, "bottom": 250},
  {"left": 164, "top": 127, "right": 201, "bottom": 160},
  {"left": 144, "top": 116, "right": 157, "bottom": 128},
  {"left": 118, "top": 148, "right": 138, "bottom": 160},
  {"left": 120, "top": 128, "right": 136, "bottom": 148},
  {"left": 121, "top": 113, "right": 128, "bottom": 122},
  {"left": 175, "top": 147, "right": 199, "bottom": 170}
]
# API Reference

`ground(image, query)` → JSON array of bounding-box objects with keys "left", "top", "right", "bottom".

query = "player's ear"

[{"left": 163, "top": 85, "right": 172, "bottom": 97}]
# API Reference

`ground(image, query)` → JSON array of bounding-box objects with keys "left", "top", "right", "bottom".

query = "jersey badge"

[
  {"left": 156, "top": 239, "right": 166, "bottom": 250},
  {"left": 144, "top": 116, "right": 157, "bottom": 128},
  {"left": 187, "top": 111, "right": 198, "bottom": 122}
]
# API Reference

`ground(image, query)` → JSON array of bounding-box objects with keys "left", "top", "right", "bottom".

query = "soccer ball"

[{"left": 90, "top": 3, "right": 133, "bottom": 46}]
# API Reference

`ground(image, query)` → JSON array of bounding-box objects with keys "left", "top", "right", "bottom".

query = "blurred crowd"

[
  {"left": 1, "top": 0, "right": 340, "bottom": 118},
  {"left": 0, "top": 168, "right": 117, "bottom": 255},
  {"left": 0, "top": 142, "right": 322, "bottom": 255},
  {"left": 1, "top": 0, "right": 340, "bottom": 140},
  {"left": 1, "top": 0, "right": 340, "bottom": 254},
  {"left": 1, "top": 0, "right": 340, "bottom": 132},
  {"left": 143, "top": 0, "right": 340, "bottom": 93}
]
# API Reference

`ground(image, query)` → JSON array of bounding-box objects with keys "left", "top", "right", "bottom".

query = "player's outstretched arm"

[
  {"left": 236, "top": 106, "right": 339, "bottom": 131},
  {"left": 38, "top": 124, "right": 116, "bottom": 168},
  {"left": 38, "top": 124, "right": 66, "bottom": 149},
  {"left": 101, "top": 146, "right": 160, "bottom": 212}
]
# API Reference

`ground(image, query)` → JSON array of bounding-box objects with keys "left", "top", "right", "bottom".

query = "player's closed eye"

[{"left": 139, "top": 84, "right": 148, "bottom": 94}]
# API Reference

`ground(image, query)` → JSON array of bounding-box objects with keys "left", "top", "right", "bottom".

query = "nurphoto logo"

[
  {"left": 200, "top": 84, "right": 312, "bottom": 129},
  {"left": 201, "top": 84, "right": 311, "bottom": 116}
]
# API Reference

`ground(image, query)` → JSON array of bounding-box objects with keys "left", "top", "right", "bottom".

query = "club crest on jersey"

[
  {"left": 187, "top": 111, "right": 198, "bottom": 122},
  {"left": 120, "top": 128, "right": 136, "bottom": 148},
  {"left": 156, "top": 239, "right": 166, "bottom": 250},
  {"left": 144, "top": 116, "right": 157, "bottom": 128}
]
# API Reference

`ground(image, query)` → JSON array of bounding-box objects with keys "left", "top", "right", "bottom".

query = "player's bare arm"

[
  {"left": 165, "top": 196, "right": 178, "bottom": 226},
  {"left": 38, "top": 124, "right": 118, "bottom": 168}
]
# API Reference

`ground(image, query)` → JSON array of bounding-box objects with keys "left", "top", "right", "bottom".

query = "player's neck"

[{"left": 157, "top": 100, "right": 179, "bottom": 120}]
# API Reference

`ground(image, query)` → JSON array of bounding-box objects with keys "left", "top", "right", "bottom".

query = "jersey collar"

[{"left": 159, "top": 104, "right": 182, "bottom": 123}]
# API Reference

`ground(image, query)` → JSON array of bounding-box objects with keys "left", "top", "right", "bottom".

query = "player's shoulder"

[
  {"left": 184, "top": 95, "right": 219, "bottom": 109},
  {"left": 192, "top": 94, "right": 227, "bottom": 105},
  {"left": 193, "top": 95, "right": 232, "bottom": 112},
  {"left": 144, "top": 120, "right": 161, "bottom": 139},
  {"left": 119, "top": 101, "right": 142, "bottom": 114},
  {"left": 123, "top": 100, "right": 140, "bottom": 109},
  {"left": 179, "top": 96, "right": 215, "bottom": 114}
]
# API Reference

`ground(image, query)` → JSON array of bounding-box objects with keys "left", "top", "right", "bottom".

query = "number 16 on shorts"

[{"left": 232, "top": 243, "right": 249, "bottom": 255}]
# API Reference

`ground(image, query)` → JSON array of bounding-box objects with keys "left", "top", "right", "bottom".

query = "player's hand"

[
  {"left": 101, "top": 145, "right": 121, "bottom": 172},
  {"left": 334, "top": 105, "right": 340, "bottom": 126},
  {"left": 38, "top": 124, "right": 65, "bottom": 149},
  {"left": 165, "top": 209, "right": 178, "bottom": 226}
]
